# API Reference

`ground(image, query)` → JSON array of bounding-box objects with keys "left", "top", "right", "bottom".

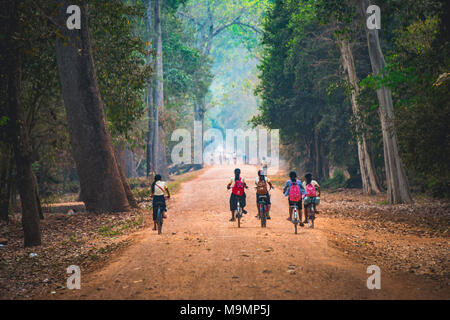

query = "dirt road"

[{"left": 58, "top": 165, "right": 447, "bottom": 299}]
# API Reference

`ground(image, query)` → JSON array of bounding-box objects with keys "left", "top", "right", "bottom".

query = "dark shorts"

[
  {"left": 152, "top": 195, "right": 166, "bottom": 220},
  {"left": 288, "top": 199, "right": 302, "bottom": 208},
  {"left": 256, "top": 193, "right": 271, "bottom": 205},
  {"left": 230, "top": 192, "right": 246, "bottom": 211}
]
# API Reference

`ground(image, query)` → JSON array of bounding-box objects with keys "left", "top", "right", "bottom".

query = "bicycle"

[
  {"left": 257, "top": 195, "right": 269, "bottom": 228},
  {"left": 153, "top": 196, "right": 169, "bottom": 235},
  {"left": 236, "top": 199, "right": 243, "bottom": 228},
  {"left": 305, "top": 197, "right": 316, "bottom": 229},
  {"left": 290, "top": 204, "right": 302, "bottom": 234}
]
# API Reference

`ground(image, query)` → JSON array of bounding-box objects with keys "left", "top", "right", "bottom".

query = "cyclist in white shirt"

[
  {"left": 151, "top": 174, "right": 171, "bottom": 231},
  {"left": 303, "top": 173, "right": 321, "bottom": 223}
]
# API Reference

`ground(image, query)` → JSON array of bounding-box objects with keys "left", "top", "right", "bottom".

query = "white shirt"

[
  {"left": 154, "top": 181, "right": 166, "bottom": 196},
  {"left": 255, "top": 176, "right": 270, "bottom": 184},
  {"left": 303, "top": 180, "right": 320, "bottom": 190}
]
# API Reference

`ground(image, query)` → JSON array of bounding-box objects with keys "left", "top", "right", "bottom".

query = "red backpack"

[
  {"left": 232, "top": 178, "right": 245, "bottom": 196},
  {"left": 305, "top": 183, "right": 317, "bottom": 197},
  {"left": 289, "top": 181, "right": 301, "bottom": 202}
]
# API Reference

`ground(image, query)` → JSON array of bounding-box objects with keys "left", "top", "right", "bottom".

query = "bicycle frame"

[
  {"left": 155, "top": 203, "right": 164, "bottom": 234},
  {"left": 236, "top": 200, "right": 242, "bottom": 218},
  {"left": 306, "top": 197, "right": 316, "bottom": 228},
  {"left": 258, "top": 195, "right": 268, "bottom": 227},
  {"left": 290, "top": 204, "right": 299, "bottom": 221}
]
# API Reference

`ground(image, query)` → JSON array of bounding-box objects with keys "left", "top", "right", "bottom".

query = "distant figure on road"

[{"left": 261, "top": 157, "right": 268, "bottom": 175}]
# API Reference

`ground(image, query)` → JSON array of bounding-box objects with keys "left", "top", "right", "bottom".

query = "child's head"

[
  {"left": 304, "top": 172, "right": 312, "bottom": 184},
  {"left": 258, "top": 170, "right": 264, "bottom": 179},
  {"left": 289, "top": 171, "right": 297, "bottom": 182},
  {"left": 151, "top": 174, "right": 162, "bottom": 193},
  {"left": 234, "top": 168, "right": 241, "bottom": 180}
]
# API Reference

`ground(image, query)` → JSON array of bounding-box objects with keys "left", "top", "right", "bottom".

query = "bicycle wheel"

[
  {"left": 308, "top": 205, "right": 315, "bottom": 229},
  {"left": 294, "top": 222, "right": 298, "bottom": 234},
  {"left": 260, "top": 205, "right": 266, "bottom": 228},
  {"left": 157, "top": 207, "right": 163, "bottom": 234},
  {"left": 237, "top": 211, "right": 241, "bottom": 228}
]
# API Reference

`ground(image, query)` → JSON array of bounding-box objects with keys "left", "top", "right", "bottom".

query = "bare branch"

[{"left": 235, "top": 22, "right": 263, "bottom": 34}]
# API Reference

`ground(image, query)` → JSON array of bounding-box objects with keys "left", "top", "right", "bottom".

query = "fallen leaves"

[{"left": 0, "top": 208, "right": 149, "bottom": 299}]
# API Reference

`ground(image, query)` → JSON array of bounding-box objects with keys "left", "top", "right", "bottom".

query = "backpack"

[
  {"left": 256, "top": 178, "right": 268, "bottom": 195},
  {"left": 289, "top": 181, "right": 301, "bottom": 202},
  {"left": 305, "top": 183, "right": 317, "bottom": 197},
  {"left": 232, "top": 178, "right": 245, "bottom": 196}
]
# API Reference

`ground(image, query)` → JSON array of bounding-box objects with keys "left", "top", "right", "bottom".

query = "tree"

[
  {"left": 55, "top": 1, "right": 131, "bottom": 212},
  {"left": 339, "top": 37, "right": 382, "bottom": 194},
  {"left": 179, "top": 0, "right": 267, "bottom": 145},
  {"left": 358, "top": 0, "right": 412, "bottom": 203},
  {"left": 152, "top": 0, "right": 170, "bottom": 179},
  {"left": 3, "top": 0, "right": 41, "bottom": 246},
  {"left": 145, "top": 0, "right": 155, "bottom": 177}
]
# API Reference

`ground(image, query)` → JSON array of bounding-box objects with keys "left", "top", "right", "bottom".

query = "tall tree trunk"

[
  {"left": 124, "top": 148, "right": 136, "bottom": 178},
  {"left": 0, "top": 152, "right": 12, "bottom": 223},
  {"left": 55, "top": 2, "right": 130, "bottom": 212},
  {"left": 194, "top": 99, "right": 205, "bottom": 166},
  {"left": 320, "top": 140, "right": 330, "bottom": 180},
  {"left": 33, "top": 173, "right": 44, "bottom": 219},
  {"left": 5, "top": 0, "right": 41, "bottom": 246},
  {"left": 339, "top": 38, "right": 383, "bottom": 194},
  {"left": 153, "top": 0, "right": 169, "bottom": 179},
  {"left": 358, "top": 0, "right": 412, "bottom": 204},
  {"left": 313, "top": 125, "right": 320, "bottom": 178},
  {"left": 146, "top": 0, "right": 154, "bottom": 178},
  {"left": 146, "top": 92, "right": 155, "bottom": 177}
]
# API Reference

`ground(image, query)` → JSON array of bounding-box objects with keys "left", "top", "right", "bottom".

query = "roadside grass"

[
  {"left": 97, "top": 215, "right": 144, "bottom": 237},
  {"left": 131, "top": 167, "right": 206, "bottom": 203},
  {"left": 268, "top": 171, "right": 288, "bottom": 188}
]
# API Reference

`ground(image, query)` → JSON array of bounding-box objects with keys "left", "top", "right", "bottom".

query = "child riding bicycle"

[
  {"left": 283, "top": 171, "right": 306, "bottom": 224},
  {"left": 255, "top": 169, "right": 273, "bottom": 219},
  {"left": 303, "top": 172, "right": 321, "bottom": 224},
  {"left": 227, "top": 168, "right": 248, "bottom": 222},
  {"left": 150, "top": 174, "right": 171, "bottom": 231}
]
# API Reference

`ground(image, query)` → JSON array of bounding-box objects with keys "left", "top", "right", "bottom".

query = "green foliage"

[
  {"left": 0, "top": 116, "right": 9, "bottom": 127},
  {"left": 253, "top": 0, "right": 358, "bottom": 178},
  {"left": 322, "top": 169, "right": 347, "bottom": 189},
  {"left": 256, "top": 0, "right": 449, "bottom": 197},
  {"left": 132, "top": 187, "right": 151, "bottom": 202},
  {"left": 89, "top": 0, "right": 151, "bottom": 139}
]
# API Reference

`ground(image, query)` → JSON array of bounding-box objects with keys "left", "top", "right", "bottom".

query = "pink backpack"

[
  {"left": 305, "top": 183, "right": 317, "bottom": 197},
  {"left": 289, "top": 181, "right": 301, "bottom": 202},
  {"left": 232, "top": 178, "right": 245, "bottom": 196}
]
